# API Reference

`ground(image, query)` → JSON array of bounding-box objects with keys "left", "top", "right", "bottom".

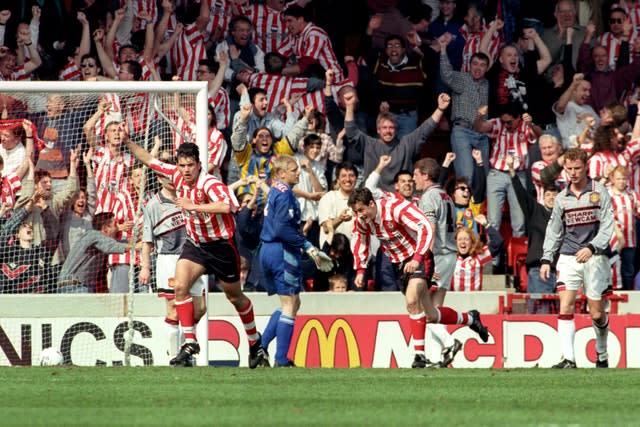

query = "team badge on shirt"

[{"left": 590, "top": 192, "right": 600, "bottom": 204}]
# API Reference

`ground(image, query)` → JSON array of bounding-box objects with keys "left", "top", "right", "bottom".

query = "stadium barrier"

[{"left": 1, "top": 292, "right": 639, "bottom": 367}]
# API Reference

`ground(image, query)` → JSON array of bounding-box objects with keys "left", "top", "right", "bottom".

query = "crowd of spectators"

[{"left": 2, "top": 0, "right": 640, "bottom": 298}]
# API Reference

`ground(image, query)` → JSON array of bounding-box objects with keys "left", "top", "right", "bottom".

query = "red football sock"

[
  {"left": 438, "top": 307, "right": 469, "bottom": 325},
  {"left": 237, "top": 300, "right": 259, "bottom": 344},
  {"left": 409, "top": 313, "right": 426, "bottom": 354},
  {"left": 175, "top": 297, "right": 196, "bottom": 341}
]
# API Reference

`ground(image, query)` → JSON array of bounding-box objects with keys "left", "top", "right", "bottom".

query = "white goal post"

[{"left": 0, "top": 80, "right": 210, "bottom": 366}]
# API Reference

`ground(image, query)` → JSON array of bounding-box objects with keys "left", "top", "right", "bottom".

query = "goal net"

[{"left": 0, "top": 81, "right": 210, "bottom": 366}]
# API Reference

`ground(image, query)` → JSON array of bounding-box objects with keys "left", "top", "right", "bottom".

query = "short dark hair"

[
  {"left": 311, "top": 110, "right": 325, "bottom": 132},
  {"left": 498, "top": 102, "right": 523, "bottom": 119},
  {"left": 348, "top": 187, "right": 374, "bottom": 208},
  {"left": 177, "top": 143, "right": 200, "bottom": 162},
  {"left": 80, "top": 54, "right": 101, "bottom": 69},
  {"left": 335, "top": 161, "right": 358, "bottom": 179},
  {"left": 445, "top": 176, "right": 470, "bottom": 197},
  {"left": 384, "top": 35, "right": 406, "bottom": 49},
  {"left": 248, "top": 88, "right": 267, "bottom": 105},
  {"left": 470, "top": 52, "right": 490, "bottom": 66},
  {"left": 264, "top": 52, "right": 286, "bottom": 74},
  {"left": 118, "top": 44, "right": 138, "bottom": 56},
  {"left": 34, "top": 169, "right": 52, "bottom": 184},
  {"left": 329, "top": 233, "right": 351, "bottom": 258},
  {"left": 93, "top": 212, "right": 115, "bottom": 231},
  {"left": 542, "top": 183, "right": 561, "bottom": 194},
  {"left": 394, "top": 169, "right": 412, "bottom": 183},
  {"left": 199, "top": 58, "right": 219, "bottom": 74},
  {"left": 303, "top": 133, "right": 322, "bottom": 147},
  {"left": 122, "top": 59, "right": 143, "bottom": 81},
  {"left": 406, "top": 4, "right": 432, "bottom": 24},
  {"left": 283, "top": 4, "right": 308, "bottom": 20},
  {"left": 229, "top": 15, "right": 252, "bottom": 32}
]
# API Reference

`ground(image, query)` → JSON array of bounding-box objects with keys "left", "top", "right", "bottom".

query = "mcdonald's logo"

[{"left": 294, "top": 319, "right": 361, "bottom": 368}]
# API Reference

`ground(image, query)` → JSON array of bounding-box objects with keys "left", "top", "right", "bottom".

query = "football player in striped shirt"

[
  {"left": 126, "top": 140, "right": 264, "bottom": 368},
  {"left": 349, "top": 187, "right": 489, "bottom": 368}
]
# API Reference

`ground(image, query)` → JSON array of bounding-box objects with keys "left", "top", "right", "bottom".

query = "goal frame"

[{"left": 0, "top": 80, "right": 210, "bottom": 366}]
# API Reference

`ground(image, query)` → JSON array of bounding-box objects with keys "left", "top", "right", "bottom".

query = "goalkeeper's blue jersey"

[{"left": 260, "top": 180, "right": 309, "bottom": 252}]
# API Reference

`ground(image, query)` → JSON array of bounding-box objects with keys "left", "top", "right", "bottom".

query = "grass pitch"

[{"left": 2, "top": 367, "right": 639, "bottom": 427}]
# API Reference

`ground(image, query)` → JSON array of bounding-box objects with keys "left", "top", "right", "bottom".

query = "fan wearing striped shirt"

[{"left": 448, "top": 214, "right": 503, "bottom": 293}]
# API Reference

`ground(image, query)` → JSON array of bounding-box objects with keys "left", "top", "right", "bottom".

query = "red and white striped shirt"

[
  {"left": 450, "top": 247, "right": 492, "bottom": 291},
  {"left": 459, "top": 24, "right": 500, "bottom": 73},
  {"left": 125, "top": 0, "right": 158, "bottom": 32},
  {"left": 596, "top": 32, "right": 638, "bottom": 69},
  {"left": 293, "top": 89, "right": 325, "bottom": 115},
  {"left": 169, "top": 22, "right": 208, "bottom": 81},
  {"left": 247, "top": 72, "right": 309, "bottom": 112},
  {"left": 58, "top": 61, "right": 81, "bottom": 81},
  {"left": 205, "top": 0, "right": 233, "bottom": 40},
  {"left": 148, "top": 159, "right": 238, "bottom": 243},
  {"left": 0, "top": 65, "right": 32, "bottom": 81},
  {"left": 108, "top": 189, "right": 143, "bottom": 266},
  {"left": 630, "top": 161, "right": 640, "bottom": 193},
  {"left": 530, "top": 159, "right": 569, "bottom": 204},
  {"left": 626, "top": 3, "right": 640, "bottom": 32},
  {"left": 97, "top": 92, "right": 153, "bottom": 137},
  {"left": 169, "top": 110, "right": 228, "bottom": 171},
  {"left": 351, "top": 197, "right": 434, "bottom": 272},
  {"left": 92, "top": 146, "right": 135, "bottom": 214},
  {"left": 93, "top": 94, "right": 121, "bottom": 142},
  {"left": 1, "top": 172, "right": 21, "bottom": 210},
  {"left": 209, "top": 88, "right": 230, "bottom": 130},
  {"left": 242, "top": 3, "right": 288, "bottom": 54},
  {"left": 278, "top": 22, "right": 345, "bottom": 83},
  {"left": 588, "top": 139, "right": 640, "bottom": 179},
  {"left": 487, "top": 119, "right": 537, "bottom": 171},
  {"left": 609, "top": 187, "right": 640, "bottom": 248},
  {"left": 208, "top": 127, "right": 228, "bottom": 172}
]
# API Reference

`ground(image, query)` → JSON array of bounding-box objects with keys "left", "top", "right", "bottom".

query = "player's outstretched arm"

[{"left": 125, "top": 139, "right": 154, "bottom": 166}]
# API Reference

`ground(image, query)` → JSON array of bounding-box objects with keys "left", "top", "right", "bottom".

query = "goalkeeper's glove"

[{"left": 307, "top": 247, "right": 334, "bottom": 272}]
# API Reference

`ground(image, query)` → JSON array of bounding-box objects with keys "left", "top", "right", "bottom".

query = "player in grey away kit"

[
  {"left": 414, "top": 157, "right": 463, "bottom": 368},
  {"left": 540, "top": 148, "right": 614, "bottom": 368}
]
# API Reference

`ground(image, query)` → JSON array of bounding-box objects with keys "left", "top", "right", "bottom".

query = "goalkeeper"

[{"left": 257, "top": 155, "right": 332, "bottom": 367}]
